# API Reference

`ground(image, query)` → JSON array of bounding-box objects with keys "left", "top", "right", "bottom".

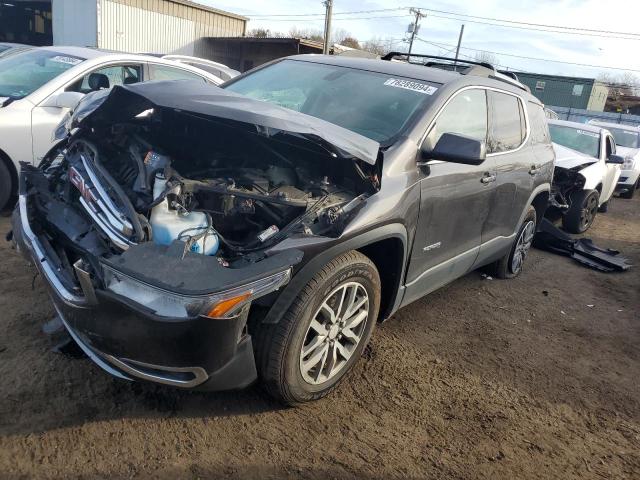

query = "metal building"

[
  {"left": 0, "top": 0, "right": 247, "bottom": 54},
  {"left": 515, "top": 72, "right": 609, "bottom": 112}
]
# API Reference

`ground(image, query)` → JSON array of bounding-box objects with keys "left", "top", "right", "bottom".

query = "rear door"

[
  {"left": 403, "top": 87, "right": 495, "bottom": 304},
  {"left": 480, "top": 90, "right": 530, "bottom": 248}
]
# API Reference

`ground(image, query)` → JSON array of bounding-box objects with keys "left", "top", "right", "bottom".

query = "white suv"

[
  {"left": 0, "top": 46, "right": 225, "bottom": 211},
  {"left": 588, "top": 120, "right": 640, "bottom": 199}
]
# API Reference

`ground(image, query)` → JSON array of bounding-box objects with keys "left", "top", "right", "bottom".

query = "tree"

[
  {"left": 246, "top": 28, "right": 272, "bottom": 38},
  {"left": 361, "top": 37, "right": 400, "bottom": 56},
  {"left": 339, "top": 37, "right": 361, "bottom": 49},
  {"left": 474, "top": 51, "right": 499, "bottom": 66},
  {"left": 288, "top": 27, "right": 324, "bottom": 43}
]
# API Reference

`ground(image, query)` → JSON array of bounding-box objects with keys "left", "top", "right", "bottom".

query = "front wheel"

[
  {"left": 490, "top": 206, "right": 537, "bottom": 279},
  {"left": 562, "top": 189, "right": 599, "bottom": 233},
  {"left": 254, "top": 250, "right": 381, "bottom": 405}
]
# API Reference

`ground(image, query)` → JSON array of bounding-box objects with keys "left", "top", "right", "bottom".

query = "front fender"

[{"left": 261, "top": 223, "right": 409, "bottom": 325}]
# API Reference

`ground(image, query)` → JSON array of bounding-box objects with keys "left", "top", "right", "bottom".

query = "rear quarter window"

[
  {"left": 528, "top": 102, "right": 551, "bottom": 145},
  {"left": 488, "top": 91, "right": 525, "bottom": 153}
]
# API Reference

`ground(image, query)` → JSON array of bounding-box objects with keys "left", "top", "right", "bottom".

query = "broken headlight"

[{"left": 102, "top": 264, "right": 291, "bottom": 319}]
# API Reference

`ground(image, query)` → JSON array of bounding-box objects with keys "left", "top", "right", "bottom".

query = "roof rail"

[
  {"left": 381, "top": 51, "right": 528, "bottom": 92},
  {"left": 382, "top": 52, "right": 494, "bottom": 71}
]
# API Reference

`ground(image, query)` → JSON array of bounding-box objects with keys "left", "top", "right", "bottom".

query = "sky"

[{"left": 201, "top": 0, "right": 640, "bottom": 81}]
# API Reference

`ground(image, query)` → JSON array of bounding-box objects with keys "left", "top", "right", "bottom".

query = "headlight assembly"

[
  {"left": 623, "top": 156, "right": 636, "bottom": 170},
  {"left": 102, "top": 264, "right": 291, "bottom": 319}
]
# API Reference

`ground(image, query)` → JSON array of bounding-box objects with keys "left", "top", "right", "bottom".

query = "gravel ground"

[{"left": 0, "top": 195, "right": 638, "bottom": 480}]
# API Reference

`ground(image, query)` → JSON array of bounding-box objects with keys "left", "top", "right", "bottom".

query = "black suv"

[{"left": 11, "top": 53, "right": 554, "bottom": 404}]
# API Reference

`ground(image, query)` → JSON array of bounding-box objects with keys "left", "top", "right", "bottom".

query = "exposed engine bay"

[
  {"left": 548, "top": 165, "right": 587, "bottom": 212},
  {"left": 23, "top": 97, "right": 379, "bottom": 289}
]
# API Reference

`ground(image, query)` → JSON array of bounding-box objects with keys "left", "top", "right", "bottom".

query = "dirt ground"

[{"left": 0, "top": 195, "right": 638, "bottom": 480}]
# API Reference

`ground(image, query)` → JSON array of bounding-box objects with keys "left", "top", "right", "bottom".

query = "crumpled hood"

[
  {"left": 553, "top": 143, "right": 598, "bottom": 170},
  {"left": 76, "top": 80, "right": 381, "bottom": 165}
]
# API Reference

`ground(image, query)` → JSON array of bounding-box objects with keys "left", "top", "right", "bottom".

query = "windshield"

[
  {"left": 224, "top": 59, "right": 439, "bottom": 143},
  {"left": 549, "top": 124, "right": 600, "bottom": 158},
  {"left": 0, "top": 50, "right": 85, "bottom": 99},
  {"left": 605, "top": 126, "right": 639, "bottom": 149}
]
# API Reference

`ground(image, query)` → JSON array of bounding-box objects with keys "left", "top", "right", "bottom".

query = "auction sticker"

[
  {"left": 577, "top": 129, "right": 599, "bottom": 138},
  {"left": 50, "top": 55, "right": 83, "bottom": 66},
  {"left": 384, "top": 78, "right": 438, "bottom": 95}
]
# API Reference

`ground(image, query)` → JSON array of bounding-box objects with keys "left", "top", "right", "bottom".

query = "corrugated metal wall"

[
  {"left": 98, "top": 0, "right": 245, "bottom": 54},
  {"left": 517, "top": 72, "right": 595, "bottom": 110}
]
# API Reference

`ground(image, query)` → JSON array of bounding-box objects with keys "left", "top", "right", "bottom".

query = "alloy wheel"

[
  {"left": 511, "top": 220, "right": 535, "bottom": 274},
  {"left": 580, "top": 194, "right": 598, "bottom": 230},
  {"left": 299, "top": 281, "right": 369, "bottom": 385}
]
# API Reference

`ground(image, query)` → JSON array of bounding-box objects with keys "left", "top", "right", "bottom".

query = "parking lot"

[{"left": 0, "top": 194, "right": 638, "bottom": 480}]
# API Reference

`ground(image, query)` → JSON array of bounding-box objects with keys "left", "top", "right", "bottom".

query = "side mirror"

[
  {"left": 606, "top": 154, "right": 625, "bottom": 165},
  {"left": 41, "top": 91, "right": 85, "bottom": 109},
  {"left": 421, "top": 132, "right": 486, "bottom": 165}
]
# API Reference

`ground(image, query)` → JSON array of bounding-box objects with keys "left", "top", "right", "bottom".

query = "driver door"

[
  {"left": 30, "top": 63, "right": 143, "bottom": 164},
  {"left": 403, "top": 88, "right": 496, "bottom": 305}
]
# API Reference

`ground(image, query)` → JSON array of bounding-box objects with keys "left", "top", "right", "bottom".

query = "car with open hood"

[
  {"left": 10, "top": 53, "right": 554, "bottom": 404},
  {"left": 0, "top": 46, "right": 226, "bottom": 212},
  {"left": 547, "top": 119, "right": 623, "bottom": 233},
  {"left": 588, "top": 119, "right": 640, "bottom": 199}
]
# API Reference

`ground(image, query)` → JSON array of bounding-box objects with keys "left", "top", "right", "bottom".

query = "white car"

[
  {"left": 548, "top": 120, "right": 623, "bottom": 233},
  {"left": 588, "top": 120, "right": 640, "bottom": 199},
  {"left": 0, "top": 46, "right": 225, "bottom": 210},
  {"left": 161, "top": 55, "right": 240, "bottom": 82}
]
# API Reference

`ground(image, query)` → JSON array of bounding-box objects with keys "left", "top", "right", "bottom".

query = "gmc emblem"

[{"left": 68, "top": 166, "right": 97, "bottom": 204}]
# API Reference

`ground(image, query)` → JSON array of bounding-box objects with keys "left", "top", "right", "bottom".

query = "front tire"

[
  {"left": 491, "top": 206, "right": 537, "bottom": 279},
  {"left": 254, "top": 251, "right": 381, "bottom": 405},
  {"left": 562, "top": 189, "right": 599, "bottom": 233}
]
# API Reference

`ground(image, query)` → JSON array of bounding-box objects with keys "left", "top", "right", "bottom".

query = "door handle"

[
  {"left": 529, "top": 165, "right": 540, "bottom": 175},
  {"left": 481, "top": 173, "right": 496, "bottom": 184}
]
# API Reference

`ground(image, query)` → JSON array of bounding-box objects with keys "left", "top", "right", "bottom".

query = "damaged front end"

[
  {"left": 13, "top": 81, "right": 380, "bottom": 389},
  {"left": 548, "top": 165, "right": 587, "bottom": 216}
]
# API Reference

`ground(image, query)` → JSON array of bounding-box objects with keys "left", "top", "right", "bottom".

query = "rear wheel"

[
  {"left": 253, "top": 250, "right": 380, "bottom": 405},
  {"left": 491, "top": 206, "right": 536, "bottom": 279},
  {"left": 562, "top": 189, "right": 599, "bottom": 233},
  {"left": 0, "top": 160, "right": 11, "bottom": 213}
]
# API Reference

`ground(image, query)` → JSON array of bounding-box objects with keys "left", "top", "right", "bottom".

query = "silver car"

[{"left": 0, "top": 46, "right": 225, "bottom": 210}]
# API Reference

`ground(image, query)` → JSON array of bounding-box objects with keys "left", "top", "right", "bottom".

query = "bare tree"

[
  {"left": 474, "top": 51, "right": 499, "bottom": 66},
  {"left": 339, "top": 37, "right": 361, "bottom": 49},
  {"left": 288, "top": 27, "right": 324, "bottom": 43},
  {"left": 361, "top": 37, "right": 400, "bottom": 56},
  {"left": 246, "top": 28, "right": 272, "bottom": 38}
]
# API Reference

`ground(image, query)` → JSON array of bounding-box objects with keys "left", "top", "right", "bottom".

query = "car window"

[
  {"left": 488, "top": 91, "right": 524, "bottom": 153},
  {"left": 224, "top": 59, "right": 440, "bottom": 143},
  {"left": 549, "top": 124, "right": 600, "bottom": 159},
  {"left": 150, "top": 64, "right": 206, "bottom": 82},
  {"left": 0, "top": 49, "right": 85, "bottom": 99},
  {"left": 606, "top": 136, "right": 615, "bottom": 157},
  {"left": 528, "top": 102, "right": 551, "bottom": 145},
  {"left": 605, "top": 126, "right": 639, "bottom": 149},
  {"left": 67, "top": 64, "right": 142, "bottom": 93},
  {"left": 429, "top": 89, "right": 488, "bottom": 146}
]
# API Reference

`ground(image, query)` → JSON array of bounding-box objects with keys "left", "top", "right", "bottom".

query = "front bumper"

[
  {"left": 11, "top": 197, "right": 258, "bottom": 391},
  {"left": 616, "top": 169, "right": 640, "bottom": 190}
]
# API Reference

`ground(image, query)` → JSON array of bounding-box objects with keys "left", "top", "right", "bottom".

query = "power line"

[
  {"left": 424, "top": 13, "right": 640, "bottom": 41},
  {"left": 410, "top": 6, "right": 640, "bottom": 37},
  {"left": 248, "top": 7, "right": 406, "bottom": 17},
  {"left": 414, "top": 37, "right": 640, "bottom": 73},
  {"left": 259, "top": 14, "right": 411, "bottom": 22}
]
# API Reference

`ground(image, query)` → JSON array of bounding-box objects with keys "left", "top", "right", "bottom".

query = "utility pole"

[
  {"left": 322, "top": 0, "right": 333, "bottom": 55},
  {"left": 453, "top": 24, "right": 465, "bottom": 70},
  {"left": 407, "top": 8, "right": 425, "bottom": 60}
]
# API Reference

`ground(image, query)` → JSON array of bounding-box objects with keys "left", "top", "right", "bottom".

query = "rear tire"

[
  {"left": 0, "top": 160, "right": 12, "bottom": 213},
  {"left": 253, "top": 250, "right": 380, "bottom": 405},
  {"left": 562, "top": 189, "right": 599, "bottom": 233},
  {"left": 490, "top": 206, "right": 536, "bottom": 279}
]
